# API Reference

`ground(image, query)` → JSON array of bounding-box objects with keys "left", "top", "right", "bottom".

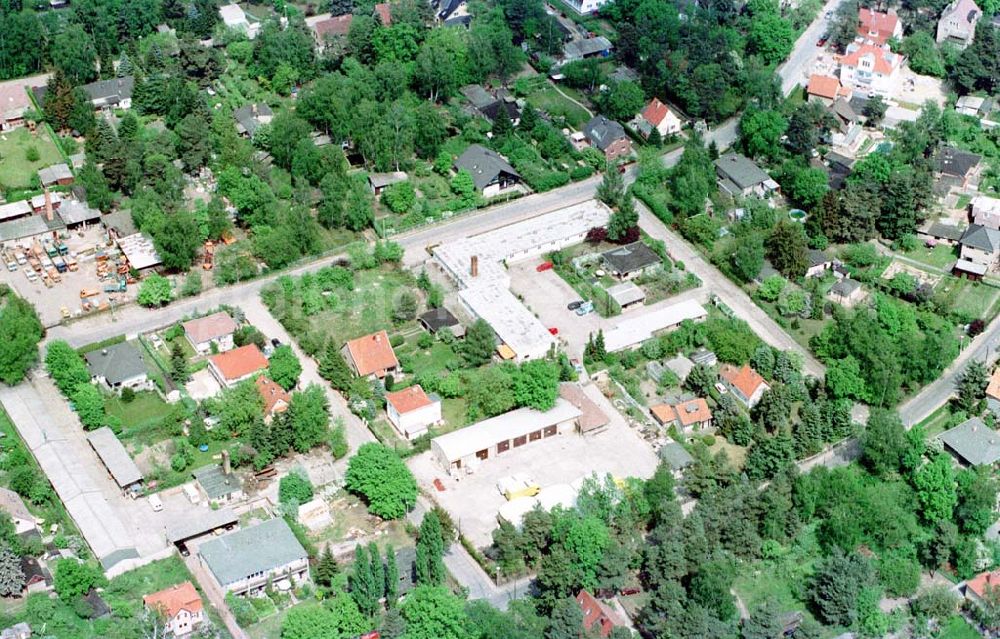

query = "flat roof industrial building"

[
  {"left": 604, "top": 299, "right": 708, "bottom": 352},
  {"left": 434, "top": 200, "right": 611, "bottom": 361},
  {"left": 431, "top": 398, "right": 582, "bottom": 471},
  {"left": 86, "top": 427, "right": 143, "bottom": 493}
]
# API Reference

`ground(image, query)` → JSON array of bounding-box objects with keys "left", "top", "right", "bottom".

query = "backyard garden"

[{"left": 0, "top": 126, "right": 63, "bottom": 192}]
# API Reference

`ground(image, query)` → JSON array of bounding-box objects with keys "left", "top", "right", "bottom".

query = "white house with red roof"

[
  {"left": 632, "top": 97, "right": 682, "bottom": 138},
  {"left": 837, "top": 41, "right": 902, "bottom": 97},
  {"left": 255, "top": 376, "right": 290, "bottom": 422},
  {"left": 719, "top": 363, "right": 770, "bottom": 409},
  {"left": 208, "top": 344, "right": 269, "bottom": 388},
  {"left": 183, "top": 311, "right": 237, "bottom": 355},
  {"left": 857, "top": 8, "right": 903, "bottom": 45},
  {"left": 143, "top": 582, "right": 205, "bottom": 636},
  {"left": 386, "top": 385, "right": 442, "bottom": 440}
]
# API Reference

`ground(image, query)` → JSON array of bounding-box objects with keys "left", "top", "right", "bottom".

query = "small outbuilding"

[
  {"left": 86, "top": 427, "right": 143, "bottom": 495},
  {"left": 418, "top": 308, "right": 465, "bottom": 337},
  {"left": 606, "top": 281, "right": 646, "bottom": 310}
]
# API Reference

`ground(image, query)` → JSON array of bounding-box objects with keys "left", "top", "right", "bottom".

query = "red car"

[
  {"left": 548, "top": 327, "right": 559, "bottom": 335},
  {"left": 536, "top": 261, "right": 554, "bottom": 272}
]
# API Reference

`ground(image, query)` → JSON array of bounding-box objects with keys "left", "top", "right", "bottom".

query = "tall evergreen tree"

[
  {"left": 384, "top": 544, "right": 399, "bottom": 605},
  {"left": 170, "top": 341, "right": 189, "bottom": 383},
  {"left": 415, "top": 512, "right": 445, "bottom": 585},
  {"left": 368, "top": 542, "right": 385, "bottom": 602},
  {"left": 318, "top": 341, "right": 354, "bottom": 391},
  {"left": 350, "top": 544, "right": 379, "bottom": 617},
  {"left": 0, "top": 543, "right": 24, "bottom": 597},
  {"left": 596, "top": 163, "right": 625, "bottom": 209},
  {"left": 315, "top": 545, "right": 339, "bottom": 589},
  {"left": 607, "top": 196, "right": 639, "bottom": 242}
]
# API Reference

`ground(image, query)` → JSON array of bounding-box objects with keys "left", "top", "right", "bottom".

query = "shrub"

[
  {"left": 389, "top": 334, "right": 405, "bottom": 348},
  {"left": 279, "top": 471, "right": 314, "bottom": 506},
  {"left": 120, "top": 387, "right": 135, "bottom": 403},
  {"left": 702, "top": 435, "right": 716, "bottom": 446},
  {"left": 25, "top": 146, "right": 39, "bottom": 162},
  {"left": 382, "top": 181, "right": 417, "bottom": 213}
]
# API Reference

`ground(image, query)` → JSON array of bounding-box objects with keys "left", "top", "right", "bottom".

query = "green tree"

[
  {"left": 51, "top": 24, "right": 98, "bottom": 84},
  {"left": 385, "top": 544, "right": 400, "bottom": 605},
  {"left": 279, "top": 471, "right": 314, "bottom": 506},
  {"left": 861, "top": 409, "right": 906, "bottom": 478},
  {"left": 596, "top": 163, "right": 625, "bottom": 208},
  {"left": 913, "top": 452, "right": 957, "bottom": 525},
  {"left": 598, "top": 80, "right": 645, "bottom": 122},
  {"left": 461, "top": 319, "right": 496, "bottom": 366},
  {"left": 400, "top": 585, "right": 472, "bottom": 639},
  {"left": 350, "top": 544, "right": 379, "bottom": 617},
  {"left": 742, "top": 599, "right": 784, "bottom": 639},
  {"left": 415, "top": 512, "right": 446, "bottom": 585},
  {"left": 72, "top": 383, "right": 105, "bottom": 430},
  {"left": 45, "top": 341, "right": 90, "bottom": 396},
  {"left": 547, "top": 596, "right": 584, "bottom": 639},
  {"left": 512, "top": 360, "right": 560, "bottom": 411},
  {"left": 170, "top": 341, "right": 189, "bottom": 383},
  {"left": 345, "top": 443, "right": 417, "bottom": 519},
  {"left": 53, "top": 558, "right": 106, "bottom": 601},
  {"left": 766, "top": 220, "right": 808, "bottom": 279},
  {"left": 269, "top": 346, "right": 302, "bottom": 390},
  {"left": 319, "top": 342, "right": 355, "bottom": 392},
  {"left": 809, "top": 550, "right": 877, "bottom": 627},
  {"left": 731, "top": 234, "right": 765, "bottom": 282},
  {"left": 394, "top": 291, "right": 418, "bottom": 323},
  {"left": 315, "top": 545, "right": 339, "bottom": 589},
  {"left": 739, "top": 109, "right": 787, "bottom": 160},
  {"left": 956, "top": 466, "right": 1000, "bottom": 535},
  {"left": 0, "top": 289, "right": 43, "bottom": 385},
  {"left": 607, "top": 197, "right": 639, "bottom": 242},
  {"left": 956, "top": 360, "right": 988, "bottom": 413},
  {"left": 900, "top": 31, "right": 945, "bottom": 76},
  {"left": 137, "top": 274, "right": 172, "bottom": 307},
  {"left": 289, "top": 385, "right": 331, "bottom": 453},
  {"left": 450, "top": 169, "right": 476, "bottom": 207},
  {"left": 747, "top": 13, "right": 794, "bottom": 65}
]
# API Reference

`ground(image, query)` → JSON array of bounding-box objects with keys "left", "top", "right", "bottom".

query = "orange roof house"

[
  {"left": 143, "top": 581, "right": 204, "bottom": 636},
  {"left": 987, "top": 368, "right": 1000, "bottom": 401},
  {"left": 637, "top": 97, "right": 681, "bottom": 137},
  {"left": 719, "top": 363, "right": 770, "bottom": 409},
  {"left": 342, "top": 331, "right": 399, "bottom": 379},
  {"left": 312, "top": 13, "right": 353, "bottom": 41},
  {"left": 576, "top": 590, "right": 626, "bottom": 638},
  {"left": 255, "top": 376, "right": 290, "bottom": 418},
  {"left": 650, "top": 398, "right": 713, "bottom": 431},
  {"left": 967, "top": 570, "right": 1000, "bottom": 603},
  {"left": 806, "top": 75, "right": 850, "bottom": 103},
  {"left": 385, "top": 385, "right": 442, "bottom": 440},
  {"left": 209, "top": 344, "right": 269, "bottom": 388},
  {"left": 858, "top": 8, "right": 902, "bottom": 45}
]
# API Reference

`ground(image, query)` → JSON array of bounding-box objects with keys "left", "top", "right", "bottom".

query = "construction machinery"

[
  {"left": 202, "top": 240, "right": 215, "bottom": 270},
  {"left": 46, "top": 267, "right": 60, "bottom": 283},
  {"left": 79, "top": 288, "right": 100, "bottom": 299},
  {"left": 52, "top": 256, "right": 66, "bottom": 273},
  {"left": 103, "top": 276, "right": 126, "bottom": 293},
  {"left": 64, "top": 255, "right": 78, "bottom": 271}
]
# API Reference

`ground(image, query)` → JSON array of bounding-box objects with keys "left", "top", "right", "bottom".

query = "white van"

[{"left": 148, "top": 493, "right": 164, "bottom": 512}]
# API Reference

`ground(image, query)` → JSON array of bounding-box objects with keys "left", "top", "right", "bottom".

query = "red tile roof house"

[
  {"left": 966, "top": 569, "right": 1000, "bottom": 607},
  {"left": 719, "top": 363, "right": 771, "bottom": 409},
  {"left": 857, "top": 7, "right": 903, "bottom": 45},
  {"left": 208, "top": 344, "right": 269, "bottom": 388},
  {"left": 308, "top": 13, "right": 353, "bottom": 49},
  {"left": 183, "top": 311, "right": 238, "bottom": 355},
  {"left": 633, "top": 97, "right": 682, "bottom": 138},
  {"left": 342, "top": 330, "right": 400, "bottom": 380},
  {"left": 374, "top": 2, "right": 393, "bottom": 25},
  {"left": 576, "top": 589, "right": 627, "bottom": 638},
  {"left": 386, "top": 385, "right": 442, "bottom": 440},
  {"left": 650, "top": 398, "right": 714, "bottom": 433},
  {"left": 143, "top": 581, "right": 205, "bottom": 637},
  {"left": 256, "top": 376, "right": 290, "bottom": 422},
  {"left": 805, "top": 74, "right": 852, "bottom": 107}
]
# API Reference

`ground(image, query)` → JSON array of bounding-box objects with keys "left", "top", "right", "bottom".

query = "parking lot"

[
  {"left": 408, "top": 383, "right": 658, "bottom": 548},
  {"left": 507, "top": 261, "right": 709, "bottom": 360},
  {"left": 0, "top": 226, "right": 137, "bottom": 328}
]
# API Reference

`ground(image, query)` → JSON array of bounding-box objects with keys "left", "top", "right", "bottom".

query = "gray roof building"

[
  {"left": 86, "top": 427, "right": 142, "bottom": 489},
  {"left": 84, "top": 342, "right": 148, "bottom": 387},
  {"left": 453, "top": 144, "right": 520, "bottom": 192},
  {"left": 583, "top": 115, "right": 627, "bottom": 152},
  {"left": 960, "top": 224, "right": 1000, "bottom": 252},
  {"left": 934, "top": 145, "right": 982, "bottom": 178},
  {"left": 563, "top": 36, "right": 612, "bottom": 60},
  {"left": 924, "top": 221, "right": 965, "bottom": 242},
  {"left": 659, "top": 441, "right": 694, "bottom": 471},
  {"left": 233, "top": 103, "right": 273, "bottom": 136},
  {"left": 714, "top": 153, "right": 772, "bottom": 193},
  {"left": 166, "top": 508, "right": 238, "bottom": 544},
  {"left": 664, "top": 353, "right": 695, "bottom": 380},
  {"left": 807, "top": 249, "right": 831, "bottom": 267},
  {"left": 58, "top": 199, "right": 100, "bottom": 227},
  {"left": 37, "top": 163, "right": 72, "bottom": 186},
  {"left": 198, "top": 518, "right": 307, "bottom": 588},
  {"left": 602, "top": 241, "right": 660, "bottom": 276},
  {"left": 418, "top": 308, "right": 462, "bottom": 333},
  {"left": 0, "top": 213, "right": 63, "bottom": 243},
  {"left": 830, "top": 277, "right": 862, "bottom": 297},
  {"left": 81, "top": 76, "right": 134, "bottom": 108},
  {"left": 460, "top": 85, "right": 496, "bottom": 110},
  {"left": 606, "top": 281, "right": 646, "bottom": 307},
  {"left": 102, "top": 210, "right": 137, "bottom": 237},
  {"left": 192, "top": 464, "right": 243, "bottom": 501},
  {"left": 941, "top": 417, "right": 1000, "bottom": 466}
]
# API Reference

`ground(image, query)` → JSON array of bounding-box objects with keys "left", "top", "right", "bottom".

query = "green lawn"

[
  {"left": 0, "top": 127, "right": 63, "bottom": 189},
  {"left": 917, "top": 404, "right": 954, "bottom": 439},
  {"left": 526, "top": 86, "right": 593, "bottom": 129},
  {"left": 441, "top": 396, "right": 469, "bottom": 432},
  {"left": 396, "top": 337, "right": 462, "bottom": 379},
  {"left": 939, "top": 615, "right": 980, "bottom": 639},
  {"left": 935, "top": 276, "right": 1000, "bottom": 321},
  {"left": 904, "top": 243, "right": 959, "bottom": 270},
  {"left": 106, "top": 391, "right": 170, "bottom": 440}
]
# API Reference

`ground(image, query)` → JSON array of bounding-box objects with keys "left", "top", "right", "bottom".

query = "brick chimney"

[
  {"left": 470, "top": 255, "right": 478, "bottom": 277},
  {"left": 222, "top": 449, "right": 231, "bottom": 475},
  {"left": 43, "top": 189, "right": 52, "bottom": 222}
]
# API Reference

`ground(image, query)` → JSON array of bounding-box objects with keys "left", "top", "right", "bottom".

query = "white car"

[{"left": 148, "top": 493, "right": 164, "bottom": 512}]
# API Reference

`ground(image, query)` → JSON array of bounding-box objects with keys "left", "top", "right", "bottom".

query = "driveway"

[{"left": 636, "top": 205, "right": 826, "bottom": 378}]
